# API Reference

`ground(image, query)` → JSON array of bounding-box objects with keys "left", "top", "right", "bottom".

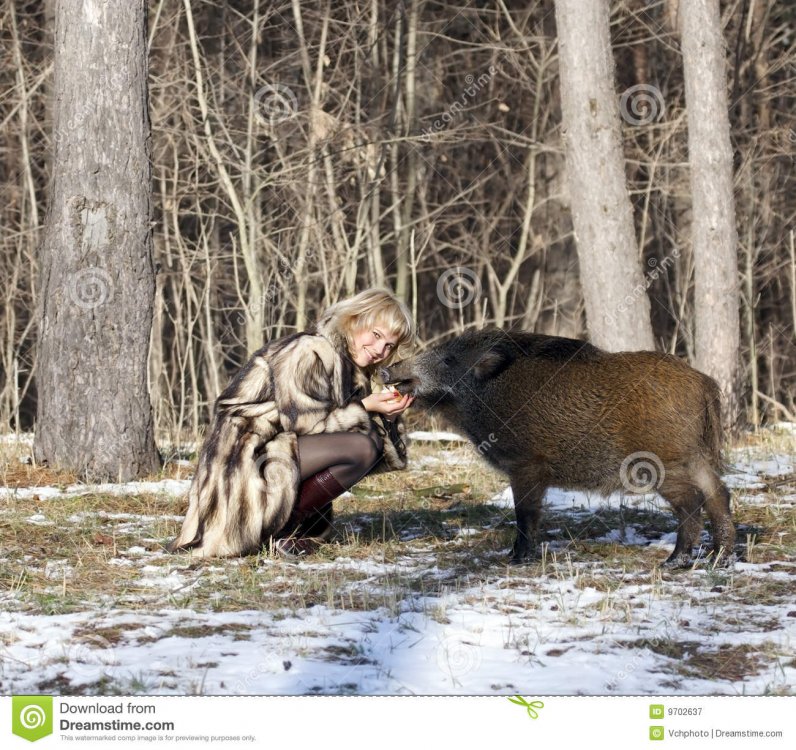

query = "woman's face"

[{"left": 349, "top": 322, "right": 399, "bottom": 368}]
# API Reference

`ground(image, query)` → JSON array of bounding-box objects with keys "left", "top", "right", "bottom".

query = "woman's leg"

[
  {"left": 275, "top": 428, "right": 384, "bottom": 547},
  {"left": 295, "top": 427, "right": 384, "bottom": 487}
]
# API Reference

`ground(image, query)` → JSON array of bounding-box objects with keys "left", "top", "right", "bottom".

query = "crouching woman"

[{"left": 169, "top": 288, "right": 415, "bottom": 559}]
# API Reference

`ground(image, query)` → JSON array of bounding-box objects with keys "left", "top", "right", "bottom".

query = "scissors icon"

[{"left": 508, "top": 696, "right": 545, "bottom": 719}]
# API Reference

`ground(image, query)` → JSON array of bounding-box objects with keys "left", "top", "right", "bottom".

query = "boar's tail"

[{"left": 703, "top": 377, "right": 726, "bottom": 474}]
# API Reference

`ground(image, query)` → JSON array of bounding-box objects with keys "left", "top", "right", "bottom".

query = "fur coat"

[{"left": 169, "top": 316, "right": 408, "bottom": 557}]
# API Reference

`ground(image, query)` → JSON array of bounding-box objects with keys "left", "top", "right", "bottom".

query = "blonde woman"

[{"left": 170, "top": 288, "right": 415, "bottom": 558}]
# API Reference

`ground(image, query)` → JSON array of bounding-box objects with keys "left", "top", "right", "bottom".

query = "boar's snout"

[{"left": 377, "top": 361, "right": 418, "bottom": 396}]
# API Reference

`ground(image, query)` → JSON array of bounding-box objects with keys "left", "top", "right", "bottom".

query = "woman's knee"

[
  {"left": 367, "top": 424, "right": 384, "bottom": 455},
  {"left": 351, "top": 431, "right": 382, "bottom": 471}
]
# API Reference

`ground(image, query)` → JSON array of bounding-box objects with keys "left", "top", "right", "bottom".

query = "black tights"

[{"left": 296, "top": 426, "right": 384, "bottom": 488}]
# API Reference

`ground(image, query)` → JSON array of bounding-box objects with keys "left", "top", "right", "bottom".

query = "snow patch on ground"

[
  {"left": 1, "top": 559, "right": 793, "bottom": 696},
  {"left": 491, "top": 486, "right": 668, "bottom": 514},
  {"left": 414, "top": 452, "right": 477, "bottom": 468},
  {"left": 0, "top": 478, "right": 192, "bottom": 502},
  {"left": 408, "top": 431, "right": 468, "bottom": 442}
]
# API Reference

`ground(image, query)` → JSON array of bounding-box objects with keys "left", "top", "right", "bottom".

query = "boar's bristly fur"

[{"left": 380, "top": 329, "right": 734, "bottom": 568}]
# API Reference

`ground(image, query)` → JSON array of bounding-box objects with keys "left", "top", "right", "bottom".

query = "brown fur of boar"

[{"left": 380, "top": 329, "right": 735, "bottom": 567}]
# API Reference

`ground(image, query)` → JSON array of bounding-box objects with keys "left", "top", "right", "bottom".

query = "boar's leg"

[
  {"left": 693, "top": 462, "right": 736, "bottom": 566},
  {"left": 658, "top": 468, "right": 706, "bottom": 568},
  {"left": 508, "top": 472, "right": 547, "bottom": 564}
]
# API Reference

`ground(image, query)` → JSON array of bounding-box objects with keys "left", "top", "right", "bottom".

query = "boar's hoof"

[
  {"left": 509, "top": 538, "right": 538, "bottom": 565},
  {"left": 509, "top": 555, "right": 537, "bottom": 567},
  {"left": 661, "top": 550, "right": 694, "bottom": 569},
  {"left": 710, "top": 548, "right": 737, "bottom": 568}
]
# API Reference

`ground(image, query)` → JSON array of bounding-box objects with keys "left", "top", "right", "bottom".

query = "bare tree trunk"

[
  {"left": 679, "top": 0, "right": 741, "bottom": 428},
  {"left": 395, "top": 0, "right": 418, "bottom": 302},
  {"left": 554, "top": 0, "right": 655, "bottom": 351},
  {"left": 34, "top": 0, "right": 160, "bottom": 481}
]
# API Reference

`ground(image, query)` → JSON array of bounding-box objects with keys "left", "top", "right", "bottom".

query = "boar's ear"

[{"left": 473, "top": 348, "right": 513, "bottom": 380}]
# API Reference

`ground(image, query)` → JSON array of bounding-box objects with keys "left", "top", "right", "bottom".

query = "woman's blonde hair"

[{"left": 319, "top": 288, "right": 415, "bottom": 365}]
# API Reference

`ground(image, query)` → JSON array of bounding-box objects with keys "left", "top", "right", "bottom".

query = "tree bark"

[
  {"left": 554, "top": 0, "right": 655, "bottom": 351},
  {"left": 34, "top": 0, "right": 160, "bottom": 481},
  {"left": 679, "top": 0, "right": 741, "bottom": 428}
]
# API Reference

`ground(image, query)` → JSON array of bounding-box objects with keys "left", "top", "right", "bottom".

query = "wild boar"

[{"left": 380, "top": 329, "right": 735, "bottom": 567}]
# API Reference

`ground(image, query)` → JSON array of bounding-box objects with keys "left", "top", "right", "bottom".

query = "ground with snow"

[{"left": 0, "top": 428, "right": 794, "bottom": 696}]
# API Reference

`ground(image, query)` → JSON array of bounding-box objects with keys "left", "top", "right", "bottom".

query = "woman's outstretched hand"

[{"left": 361, "top": 390, "right": 415, "bottom": 419}]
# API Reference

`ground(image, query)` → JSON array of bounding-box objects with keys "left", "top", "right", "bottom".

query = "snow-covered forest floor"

[{"left": 1, "top": 427, "right": 794, "bottom": 696}]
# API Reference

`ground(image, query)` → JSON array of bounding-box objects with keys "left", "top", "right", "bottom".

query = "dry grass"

[{"left": 1, "top": 430, "right": 794, "bottom": 616}]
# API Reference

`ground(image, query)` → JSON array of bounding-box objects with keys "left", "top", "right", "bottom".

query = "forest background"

[{"left": 1, "top": 0, "right": 793, "bottom": 451}]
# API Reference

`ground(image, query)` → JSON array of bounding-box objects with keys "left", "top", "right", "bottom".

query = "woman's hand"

[{"left": 361, "top": 390, "right": 415, "bottom": 419}]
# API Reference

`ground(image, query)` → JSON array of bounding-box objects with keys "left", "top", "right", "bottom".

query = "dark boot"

[
  {"left": 295, "top": 500, "right": 335, "bottom": 540},
  {"left": 274, "top": 469, "right": 348, "bottom": 558}
]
